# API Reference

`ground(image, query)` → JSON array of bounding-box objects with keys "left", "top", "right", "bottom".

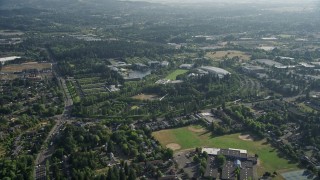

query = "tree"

[
  {"left": 128, "top": 168, "right": 136, "bottom": 180},
  {"left": 112, "top": 166, "right": 119, "bottom": 180},
  {"left": 202, "top": 151, "right": 208, "bottom": 159},
  {"left": 124, "top": 162, "right": 129, "bottom": 175},
  {"left": 216, "top": 155, "right": 226, "bottom": 168},
  {"left": 107, "top": 168, "right": 116, "bottom": 180},
  {"left": 163, "top": 148, "right": 173, "bottom": 160},
  {"left": 193, "top": 155, "right": 201, "bottom": 164},
  {"left": 120, "top": 169, "right": 126, "bottom": 180},
  {"left": 199, "top": 166, "right": 205, "bottom": 177}
]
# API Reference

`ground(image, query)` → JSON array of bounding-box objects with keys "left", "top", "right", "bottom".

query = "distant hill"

[{"left": 0, "top": 0, "right": 123, "bottom": 11}]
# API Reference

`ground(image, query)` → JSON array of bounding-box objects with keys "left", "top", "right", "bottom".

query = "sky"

[{"left": 125, "top": 0, "right": 317, "bottom": 4}]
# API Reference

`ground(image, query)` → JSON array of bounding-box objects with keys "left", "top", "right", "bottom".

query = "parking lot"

[
  {"left": 281, "top": 170, "right": 317, "bottom": 180},
  {"left": 174, "top": 150, "right": 199, "bottom": 179}
]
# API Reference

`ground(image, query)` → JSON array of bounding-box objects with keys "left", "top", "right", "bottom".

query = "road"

[
  {"left": 34, "top": 76, "right": 73, "bottom": 180},
  {"left": 34, "top": 49, "right": 74, "bottom": 180}
]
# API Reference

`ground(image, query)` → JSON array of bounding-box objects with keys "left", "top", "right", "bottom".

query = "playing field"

[
  {"left": 165, "top": 69, "right": 188, "bottom": 80},
  {"left": 1, "top": 62, "right": 52, "bottom": 73},
  {"left": 153, "top": 125, "right": 298, "bottom": 177},
  {"left": 132, "top": 93, "right": 159, "bottom": 101},
  {"left": 205, "top": 50, "right": 251, "bottom": 61}
]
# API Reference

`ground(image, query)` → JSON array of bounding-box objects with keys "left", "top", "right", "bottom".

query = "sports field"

[
  {"left": 165, "top": 69, "right": 188, "bottom": 80},
  {"left": 1, "top": 62, "right": 52, "bottom": 73},
  {"left": 153, "top": 125, "right": 298, "bottom": 177},
  {"left": 132, "top": 93, "right": 159, "bottom": 101}
]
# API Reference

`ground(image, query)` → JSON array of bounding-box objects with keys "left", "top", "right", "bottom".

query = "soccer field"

[{"left": 165, "top": 69, "right": 188, "bottom": 80}]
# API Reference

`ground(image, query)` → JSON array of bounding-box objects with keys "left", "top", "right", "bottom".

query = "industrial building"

[
  {"left": 199, "top": 66, "right": 231, "bottom": 78},
  {"left": 242, "top": 65, "right": 265, "bottom": 74},
  {"left": 202, "top": 148, "right": 257, "bottom": 180}
]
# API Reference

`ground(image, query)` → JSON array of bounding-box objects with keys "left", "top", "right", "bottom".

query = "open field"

[
  {"left": 205, "top": 50, "right": 251, "bottom": 61},
  {"left": 153, "top": 125, "right": 299, "bottom": 177},
  {"left": 95, "top": 167, "right": 110, "bottom": 175},
  {"left": 132, "top": 93, "right": 159, "bottom": 101},
  {"left": 297, "top": 103, "right": 314, "bottom": 113},
  {"left": 165, "top": 69, "right": 188, "bottom": 80},
  {"left": 1, "top": 62, "right": 52, "bottom": 73}
]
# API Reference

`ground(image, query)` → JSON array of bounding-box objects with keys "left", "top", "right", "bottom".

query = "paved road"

[
  {"left": 34, "top": 77, "right": 73, "bottom": 180},
  {"left": 34, "top": 48, "right": 73, "bottom": 180}
]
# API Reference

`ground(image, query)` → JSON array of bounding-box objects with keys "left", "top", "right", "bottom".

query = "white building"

[{"left": 199, "top": 66, "right": 231, "bottom": 78}]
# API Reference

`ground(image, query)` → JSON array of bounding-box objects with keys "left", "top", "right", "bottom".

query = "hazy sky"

[{"left": 127, "top": 0, "right": 317, "bottom": 4}]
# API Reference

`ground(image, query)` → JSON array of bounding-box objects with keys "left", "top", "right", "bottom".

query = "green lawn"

[
  {"left": 165, "top": 69, "right": 188, "bottom": 80},
  {"left": 153, "top": 126, "right": 298, "bottom": 177}
]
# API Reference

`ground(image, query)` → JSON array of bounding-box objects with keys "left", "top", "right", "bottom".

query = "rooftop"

[
  {"left": 199, "top": 66, "right": 231, "bottom": 76},
  {"left": 242, "top": 65, "right": 265, "bottom": 71},
  {"left": 202, "top": 148, "right": 220, "bottom": 155},
  {"left": 254, "top": 59, "right": 283, "bottom": 67},
  {"left": 0, "top": 56, "right": 21, "bottom": 64}
]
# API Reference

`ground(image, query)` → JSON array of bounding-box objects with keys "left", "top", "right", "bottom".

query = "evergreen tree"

[
  {"left": 124, "top": 162, "right": 129, "bottom": 175},
  {"left": 112, "top": 166, "right": 119, "bottom": 180},
  {"left": 128, "top": 168, "right": 136, "bottom": 180},
  {"left": 107, "top": 168, "right": 116, "bottom": 180},
  {"left": 119, "top": 169, "right": 126, "bottom": 180}
]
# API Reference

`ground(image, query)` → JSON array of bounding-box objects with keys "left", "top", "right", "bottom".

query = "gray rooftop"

[
  {"left": 199, "top": 66, "right": 231, "bottom": 76},
  {"left": 254, "top": 59, "right": 283, "bottom": 67}
]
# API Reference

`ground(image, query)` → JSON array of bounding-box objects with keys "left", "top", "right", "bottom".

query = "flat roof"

[
  {"left": 202, "top": 148, "right": 220, "bottom": 155},
  {"left": 0, "top": 56, "right": 21, "bottom": 63},
  {"left": 229, "top": 148, "right": 247, "bottom": 154},
  {"left": 299, "top": 62, "right": 315, "bottom": 68},
  {"left": 254, "top": 59, "right": 283, "bottom": 67},
  {"left": 200, "top": 66, "right": 231, "bottom": 75},
  {"left": 243, "top": 65, "right": 265, "bottom": 70}
]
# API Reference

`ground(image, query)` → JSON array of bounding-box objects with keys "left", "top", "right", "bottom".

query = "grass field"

[
  {"left": 205, "top": 50, "right": 251, "bottom": 61},
  {"left": 153, "top": 125, "right": 298, "bottom": 177},
  {"left": 1, "top": 62, "right": 52, "bottom": 72},
  {"left": 132, "top": 93, "right": 159, "bottom": 101},
  {"left": 297, "top": 103, "right": 314, "bottom": 113},
  {"left": 165, "top": 69, "right": 188, "bottom": 80},
  {"left": 278, "top": 34, "right": 294, "bottom": 39}
]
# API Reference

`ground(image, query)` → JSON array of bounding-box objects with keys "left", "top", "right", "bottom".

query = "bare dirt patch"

[
  {"left": 239, "top": 134, "right": 254, "bottom": 141},
  {"left": 132, "top": 93, "right": 159, "bottom": 101},
  {"left": 188, "top": 126, "right": 206, "bottom": 133},
  {"left": 166, "top": 143, "right": 181, "bottom": 151}
]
